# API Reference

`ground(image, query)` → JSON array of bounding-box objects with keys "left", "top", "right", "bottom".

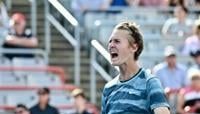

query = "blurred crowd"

[{"left": 14, "top": 87, "right": 96, "bottom": 114}]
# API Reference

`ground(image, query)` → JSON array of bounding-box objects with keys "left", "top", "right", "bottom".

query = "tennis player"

[{"left": 101, "top": 21, "right": 170, "bottom": 114}]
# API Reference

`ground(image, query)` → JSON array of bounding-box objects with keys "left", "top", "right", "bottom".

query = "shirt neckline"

[{"left": 119, "top": 68, "right": 142, "bottom": 83}]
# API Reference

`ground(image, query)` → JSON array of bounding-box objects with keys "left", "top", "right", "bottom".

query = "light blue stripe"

[
  {"left": 108, "top": 110, "right": 123, "bottom": 114},
  {"left": 108, "top": 86, "right": 142, "bottom": 97},
  {"left": 111, "top": 99, "right": 147, "bottom": 110}
]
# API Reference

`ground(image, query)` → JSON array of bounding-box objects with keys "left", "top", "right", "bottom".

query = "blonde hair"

[{"left": 188, "top": 69, "right": 200, "bottom": 80}]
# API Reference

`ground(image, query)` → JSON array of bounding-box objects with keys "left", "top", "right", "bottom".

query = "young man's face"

[
  {"left": 108, "top": 29, "right": 136, "bottom": 66},
  {"left": 39, "top": 93, "right": 49, "bottom": 105}
]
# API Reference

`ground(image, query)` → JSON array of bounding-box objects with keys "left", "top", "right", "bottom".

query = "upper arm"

[
  {"left": 154, "top": 107, "right": 170, "bottom": 114},
  {"left": 147, "top": 77, "right": 170, "bottom": 111}
]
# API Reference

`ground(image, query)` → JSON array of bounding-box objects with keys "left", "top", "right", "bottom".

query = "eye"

[
  {"left": 114, "top": 39, "right": 120, "bottom": 43},
  {"left": 109, "top": 39, "right": 112, "bottom": 43}
]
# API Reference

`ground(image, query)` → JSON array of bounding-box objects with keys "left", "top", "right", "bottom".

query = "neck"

[
  {"left": 178, "top": 17, "right": 185, "bottom": 23},
  {"left": 168, "top": 63, "right": 176, "bottom": 69},
  {"left": 119, "top": 60, "right": 140, "bottom": 81},
  {"left": 39, "top": 103, "right": 47, "bottom": 110}
]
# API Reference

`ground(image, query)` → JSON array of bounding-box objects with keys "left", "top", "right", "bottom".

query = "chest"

[{"left": 105, "top": 85, "right": 149, "bottom": 113}]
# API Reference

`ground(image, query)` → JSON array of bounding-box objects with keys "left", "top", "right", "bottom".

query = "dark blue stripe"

[
  {"left": 107, "top": 103, "right": 150, "bottom": 114},
  {"left": 108, "top": 91, "right": 147, "bottom": 102}
]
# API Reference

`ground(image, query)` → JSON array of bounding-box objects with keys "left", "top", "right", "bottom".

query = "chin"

[{"left": 111, "top": 62, "right": 120, "bottom": 66}]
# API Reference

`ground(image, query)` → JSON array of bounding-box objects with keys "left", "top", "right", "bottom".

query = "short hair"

[
  {"left": 72, "top": 88, "right": 85, "bottom": 98},
  {"left": 37, "top": 87, "right": 50, "bottom": 95},
  {"left": 114, "top": 21, "right": 144, "bottom": 60},
  {"left": 16, "top": 104, "right": 28, "bottom": 111},
  {"left": 175, "top": 5, "right": 188, "bottom": 13},
  {"left": 11, "top": 12, "right": 26, "bottom": 24}
]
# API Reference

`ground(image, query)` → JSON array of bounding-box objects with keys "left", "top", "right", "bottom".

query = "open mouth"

[{"left": 111, "top": 52, "right": 118, "bottom": 59}]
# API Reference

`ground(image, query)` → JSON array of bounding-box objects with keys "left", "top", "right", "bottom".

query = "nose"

[{"left": 108, "top": 41, "right": 115, "bottom": 49}]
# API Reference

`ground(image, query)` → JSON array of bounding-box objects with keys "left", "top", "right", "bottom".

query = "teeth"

[{"left": 110, "top": 52, "right": 117, "bottom": 54}]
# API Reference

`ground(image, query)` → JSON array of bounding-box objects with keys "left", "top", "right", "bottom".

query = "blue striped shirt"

[{"left": 101, "top": 68, "right": 169, "bottom": 114}]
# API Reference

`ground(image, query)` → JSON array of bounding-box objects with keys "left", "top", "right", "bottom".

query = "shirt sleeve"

[{"left": 147, "top": 77, "right": 170, "bottom": 111}]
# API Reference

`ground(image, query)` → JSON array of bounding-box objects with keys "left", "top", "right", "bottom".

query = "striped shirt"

[{"left": 101, "top": 68, "right": 169, "bottom": 114}]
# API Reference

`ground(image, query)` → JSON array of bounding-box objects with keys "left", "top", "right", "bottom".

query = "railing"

[
  {"left": 44, "top": 0, "right": 80, "bottom": 86},
  {"left": 90, "top": 40, "right": 119, "bottom": 104},
  {"left": 0, "top": 48, "right": 48, "bottom": 64},
  {"left": 0, "top": 66, "right": 67, "bottom": 84}
]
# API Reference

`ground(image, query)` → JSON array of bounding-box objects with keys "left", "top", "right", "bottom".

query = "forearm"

[
  {"left": 15, "top": 37, "right": 38, "bottom": 47},
  {"left": 5, "top": 36, "right": 38, "bottom": 47}
]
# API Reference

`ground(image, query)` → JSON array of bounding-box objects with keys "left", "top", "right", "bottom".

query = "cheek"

[{"left": 119, "top": 46, "right": 133, "bottom": 58}]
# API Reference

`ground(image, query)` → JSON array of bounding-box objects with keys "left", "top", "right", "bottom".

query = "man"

[
  {"left": 3, "top": 12, "right": 38, "bottom": 59},
  {"left": 72, "top": 88, "right": 92, "bottom": 114},
  {"left": 30, "top": 87, "right": 59, "bottom": 114},
  {"left": 101, "top": 21, "right": 170, "bottom": 114},
  {"left": 15, "top": 104, "right": 30, "bottom": 114},
  {"left": 153, "top": 46, "right": 187, "bottom": 89}
]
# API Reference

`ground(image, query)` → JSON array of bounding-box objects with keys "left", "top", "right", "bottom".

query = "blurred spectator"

[
  {"left": 188, "top": 50, "right": 200, "bottom": 70},
  {"left": 3, "top": 12, "right": 38, "bottom": 59},
  {"left": 71, "top": 0, "right": 106, "bottom": 25},
  {"left": 103, "top": 0, "right": 137, "bottom": 7},
  {"left": 185, "top": 0, "right": 200, "bottom": 7},
  {"left": 152, "top": 46, "right": 187, "bottom": 89},
  {"left": 139, "top": 0, "right": 165, "bottom": 6},
  {"left": 162, "top": 5, "right": 193, "bottom": 37},
  {"left": 30, "top": 87, "right": 59, "bottom": 114},
  {"left": 0, "top": 0, "right": 9, "bottom": 46},
  {"left": 15, "top": 104, "right": 30, "bottom": 114},
  {"left": 177, "top": 69, "right": 200, "bottom": 114},
  {"left": 182, "top": 19, "right": 200, "bottom": 56},
  {"left": 166, "top": 0, "right": 185, "bottom": 7},
  {"left": 194, "top": 0, "right": 200, "bottom": 6},
  {"left": 167, "top": 0, "right": 177, "bottom": 7},
  {"left": 72, "top": 88, "right": 92, "bottom": 114}
]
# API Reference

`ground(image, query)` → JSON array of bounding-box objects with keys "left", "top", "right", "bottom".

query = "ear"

[{"left": 130, "top": 43, "right": 138, "bottom": 53}]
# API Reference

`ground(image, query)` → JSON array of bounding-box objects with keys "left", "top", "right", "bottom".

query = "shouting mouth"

[{"left": 110, "top": 52, "right": 119, "bottom": 60}]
